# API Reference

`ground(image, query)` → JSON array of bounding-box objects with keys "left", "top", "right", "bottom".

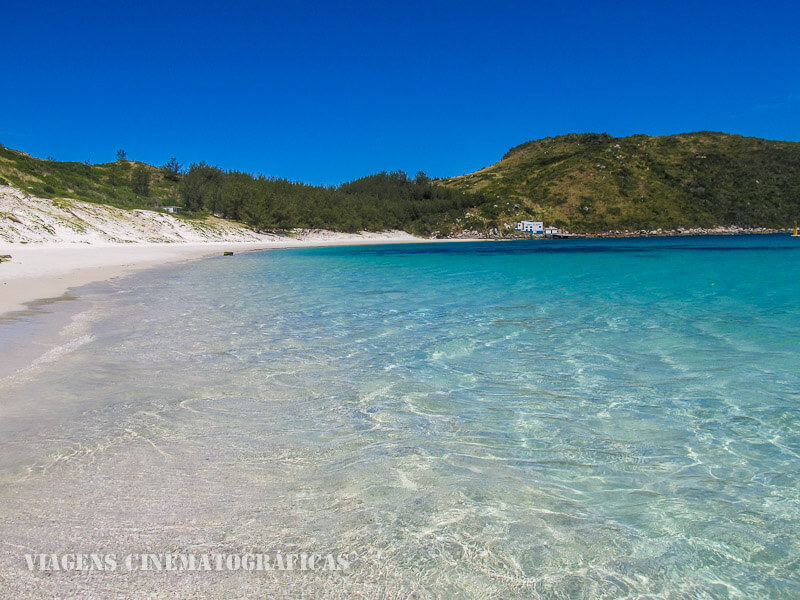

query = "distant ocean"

[{"left": 1, "top": 235, "right": 799, "bottom": 598}]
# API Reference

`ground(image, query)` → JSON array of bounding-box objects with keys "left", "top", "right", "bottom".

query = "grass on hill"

[
  {"left": 0, "top": 145, "right": 180, "bottom": 210},
  {"left": 3, "top": 132, "right": 800, "bottom": 236},
  {"left": 439, "top": 132, "right": 800, "bottom": 232}
]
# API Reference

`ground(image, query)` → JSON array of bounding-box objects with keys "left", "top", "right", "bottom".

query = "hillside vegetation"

[
  {"left": 0, "top": 145, "right": 181, "bottom": 209},
  {"left": 440, "top": 132, "right": 800, "bottom": 233},
  {"left": 177, "top": 166, "right": 483, "bottom": 234},
  {"left": 0, "top": 145, "right": 483, "bottom": 235},
  {"left": 2, "top": 132, "right": 799, "bottom": 237}
]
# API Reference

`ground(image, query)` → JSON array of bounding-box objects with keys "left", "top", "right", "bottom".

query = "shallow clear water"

[{"left": 1, "top": 235, "right": 799, "bottom": 598}]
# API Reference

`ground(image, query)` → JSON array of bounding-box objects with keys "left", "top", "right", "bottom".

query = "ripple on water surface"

[{"left": 0, "top": 236, "right": 799, "bottom": 598}]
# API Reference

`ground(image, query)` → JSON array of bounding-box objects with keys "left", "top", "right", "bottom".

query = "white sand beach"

[
  {"left": 0, "top": 185, "right": 425, "bottom": 315},
  {"left": 0, "top": 234, "right": 426, "bottom": 316}
]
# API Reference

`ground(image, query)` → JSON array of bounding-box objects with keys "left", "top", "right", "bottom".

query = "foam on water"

[{"left": 1, "top": 235, "right": 799, "bottom": 598}]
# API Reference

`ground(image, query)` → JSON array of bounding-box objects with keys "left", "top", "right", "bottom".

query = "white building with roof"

[{"left": 515, "top": 220, "right": 543, "bottom": 234}]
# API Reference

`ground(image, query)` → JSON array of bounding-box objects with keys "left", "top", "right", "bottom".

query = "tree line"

[{"left": 178, "top": 165, "right": 486, "bottom": 235}]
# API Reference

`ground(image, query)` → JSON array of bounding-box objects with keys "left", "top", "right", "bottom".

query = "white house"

[
  {"left": 163, "top": 206, "right": 181, "bottom": 214},
  {"left": 515, "top": 220, "right": 543, "bottom": 234},
  {"left": 545, "top": 225, "right": 560, "bottom": 235}
]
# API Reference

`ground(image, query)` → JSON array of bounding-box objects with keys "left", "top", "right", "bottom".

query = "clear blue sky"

[{"left": 2, "top": 0, "right": 799, "bottom": 185}]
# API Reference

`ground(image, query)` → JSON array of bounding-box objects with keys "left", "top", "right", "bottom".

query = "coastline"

[
  {"left": 0, "top": 233, "right": 494, "bottom": 395},
  {"left": 1, "top": 232, "right": 798, "bottom": 598},
  {"left": 0, "top": 233, "right": 459, "bottom": 316},
  {"left": 3, "top": 185, "right": 791, "bottom": 316},
  {"left": 1, "top": 227, "right": 789, "bottom": 316},
  {"left": 444, "top": 226, "right": 789, "bottom": 240},
  {"left": 0, "top": 234, "right": 426, "bottom": 382}
]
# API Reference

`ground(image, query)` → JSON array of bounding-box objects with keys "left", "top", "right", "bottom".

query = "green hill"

[
  {"left": 0, "top": 145, "right": 481, "bottom": 235},
  {"left": 0, "top": 145, "right": 181, "bottom": 210},
  {"left": 439, "top": 132, "right": 800, "bottom": 233},
  {"left": 3, "top": 132, "right": 799, "bottom": 236}
]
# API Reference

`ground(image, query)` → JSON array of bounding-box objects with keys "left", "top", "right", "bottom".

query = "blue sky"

[{"left": 2, "top": 1, "right": 799, "bottom": 185}]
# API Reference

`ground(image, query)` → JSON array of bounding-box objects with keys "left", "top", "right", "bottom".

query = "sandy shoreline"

[
  {"left": 0, "top": 235, "right": 433, "bottom": 316},
  {"left": 2, "top": 186, "right": 789, "bottom": 316},
  {"left": 0, "top": 185, "right": 451, "bottom": 315},
  {"left": 2, "top": 229, "right": 789, "bottom": 316}
]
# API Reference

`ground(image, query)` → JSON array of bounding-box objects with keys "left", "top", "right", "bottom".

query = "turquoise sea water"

[{"left": 1, "top": 235, "right": 799, "bottom": 598}]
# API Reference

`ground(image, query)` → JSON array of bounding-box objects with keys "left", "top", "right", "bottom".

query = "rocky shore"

[{"left": 439, "top": 225, "right": 790, "bottom": 240}]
